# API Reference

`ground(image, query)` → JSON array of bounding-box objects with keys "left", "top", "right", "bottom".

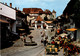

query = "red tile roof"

[
  {"left": 52, "top": 10, "right": 56, "bottom": 13},
  {"left": 35, "top": 16, "right": 43, "bottom": 21},
  {"left": 45, "top": 21, "right": 53, "bottom": 23},
  {"left": 23, "top": 8, "right": 44, "bottom": 14},
  {"left": 44, "top": 9, "right": 52, "bottom": 14}
]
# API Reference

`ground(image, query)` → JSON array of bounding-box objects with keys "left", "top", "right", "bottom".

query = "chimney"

[
  {"left": 5, "top": 3, "right": 7, "bottom": 5},
  {"left": 10, "top": 3, "right": 12, "bottom": 7}
]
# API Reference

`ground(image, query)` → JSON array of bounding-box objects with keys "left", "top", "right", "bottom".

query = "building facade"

[
  {"left": 23, "top": 8, "right": 56, "bottom": 27},
  {"left": 0, "top": 2, "right": 16, "bottom": 48}
]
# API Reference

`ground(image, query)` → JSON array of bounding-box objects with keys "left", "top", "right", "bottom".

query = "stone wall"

[{"left": 77, "top": 29, "right": 80, "bottom": 41}]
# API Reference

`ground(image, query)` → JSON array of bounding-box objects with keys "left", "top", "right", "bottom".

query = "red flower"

[
  {"left": 77, "top": 53, "right": 79, "bottom": 54},
  {"left": 69, "top": 53, "right": 70, "bottom": 54},
  {"left": 51, "top": 41, "right": 55, "bottom": 44},
  {"left": 73, "top": 48, "right": 74, "bottom": 50}
]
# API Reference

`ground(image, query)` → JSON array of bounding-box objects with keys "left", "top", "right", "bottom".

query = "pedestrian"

[
  {"left": 44, "top": 37, "right": 48, "bottom": 46},
  {"left": 22, "top": 33, "right": 27, "bottom": 43},
  {"left": 41, "top": 38, "right": 44, "bottom": 43},
  {"left": 20, "top": 33, "right": 24, "bottom": 41},
  {"left": 51, "top": 40, "right": 55, "bottom": 45},
  {"left": 23, "top": 34, "right": 26, "bottom": 43},
  {"left": 64, "top": 35, "right": 68, "bottom": 39},
  {"left": 44, "top": 39, "right": 47, "bottom": 46},
  {"left": 51, "top": 36, "right": 54, "bottom": 40}
]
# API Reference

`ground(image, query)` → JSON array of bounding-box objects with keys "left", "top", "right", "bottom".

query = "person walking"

[
  {"left": 23, "top": 34, "right": 26, "bottom": 43},
  {"left": 44, "top": 36, "right": 48, "bottom": 46},
  {"left": 20, "top": 33, "right": 24, "bottom": 41}
]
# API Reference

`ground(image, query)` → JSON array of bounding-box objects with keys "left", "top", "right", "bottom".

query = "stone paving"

[
  {"left": 0, "top": 27, "right": 62, "bottom": 56},
  {"left": 37, "top": 48, "right": 64, "bottom": 56},
  {"left": 1, "top": 27, "right": 80, "bottom": 56},
  {"left": 0, "top": 27, "right": 43, "bottom": 56}
]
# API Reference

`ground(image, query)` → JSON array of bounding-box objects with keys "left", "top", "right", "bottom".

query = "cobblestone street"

[
  {"left": 1, "top": 28, "right": 65, "bottom": 56},
  {"left": 1, "top": 0, "right": 80, "bottom": 56}
]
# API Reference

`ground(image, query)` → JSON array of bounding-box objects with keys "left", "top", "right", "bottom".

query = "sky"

[{"left": 1, "top": 0, "right": 70, "bottom": 17}]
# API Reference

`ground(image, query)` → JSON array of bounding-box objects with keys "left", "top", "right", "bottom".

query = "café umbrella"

[
  {"left": 59, "top": 33, "right": 68, "bottom": 37},
  {"left": 66, "top": 28, "right": 77, "bottom": 31},
  {"left": 19, "top": 29, "right": 25, "bottom": 33},
  {"left": 19, "top": 29, "right": 25, "bottom": 31}
]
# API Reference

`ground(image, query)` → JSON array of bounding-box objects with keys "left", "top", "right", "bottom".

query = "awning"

[
  {"left": 0, "top": 19, "right": 9, "bottom": 23},
  {"left": 45, "top": 21, "right": 52, "bottom": 23},
  {"left": 18, "top": 29, "right": 25, "bottom": 31},
  {"left": 59, "top": 33, "right": 68, "bottom": 37},
  {"left": 66, "top": 28, "right": 77, "bottom": 31}
]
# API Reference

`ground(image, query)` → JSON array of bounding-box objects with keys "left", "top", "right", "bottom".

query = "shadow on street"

[
  {"left": 1, "top": 41, "right": 14, "bottom": 50},
  {"left": 47, "top": 52, "right": 58, "bottom": 55}
]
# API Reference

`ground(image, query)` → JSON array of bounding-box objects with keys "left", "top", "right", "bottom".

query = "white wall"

[
  {"left": 0, "top": 3, "right": 16, "bottom": 20},
  {"left": 77, "top": 29, "right": 80, "bottom": 41},
  {"left": 29, "top": 14, "right": 38, "bottom": 16},
  {"left": 40, "top": 14, "right": 46, "bottom": 19},
  {"left": 47, "top": 15, "right": 50, "bottom": 19},
  {"left": 52, "top": 13, "right": 56, "bottom": 19}
]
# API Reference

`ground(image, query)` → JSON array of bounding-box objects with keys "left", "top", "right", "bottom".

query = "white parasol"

[{"left": 59, "top": 33, "right": 68, "bottom": 37}]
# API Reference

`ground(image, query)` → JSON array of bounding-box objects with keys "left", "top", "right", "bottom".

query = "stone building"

[
  {"left": 23, "top": 8, "right": 44, "bottom": 26},
  {"left": 0, "top": 2, "right": 16, "bottom": 48},
  {"left": 52, "top": 10, "right": 56, "bottom": 19},
  {"left": 32, "top": 16, "right": 54, "bottom": 29},
  {"left": 34, "top": 16, "right": 44, "bottom": 29},
  {"left": 23, "top": 8, "right": 56, "bottom": 28},
  {"left": 0, "top": 3, "right": 16, "bottom": 32},
  {"left": 0, "top": 2, "right": 30, "bottom": 48}
]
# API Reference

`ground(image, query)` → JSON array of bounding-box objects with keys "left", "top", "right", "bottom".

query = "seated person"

[
  {"left": 51, "top": 36, "right": 54, "bottom": 40},
  {"left": 54, "top": 42, "right": 59, "bottom": 49},
  {"left": 20, "top": 33, "right": 24, "bottom": 41},
  {"left": 60, "top": 40, "right": 64, "bottom": 46},
  {"left": 51, "top": 40, "right": 55, "bottom": 45},
  {"left": 59, "top": 36, "right": 62, "bottom": 40},
  {"left": 63, "top": 35, "right": 68, "bottom": 39}
]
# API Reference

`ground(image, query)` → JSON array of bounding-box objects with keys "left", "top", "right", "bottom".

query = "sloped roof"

[
  {"left": 35, "top": 16, "right": 43, "bottom": 21},
  {"left": 45, "top": 21, "right": 53, "bottom": 23},
  {"left": 23, "top": 8, "right": 44, "bottom": 14},
  {"left": 52, "top": 10, "right": 56, "bottom": 13},
  {"left": 44, "top": 9, "right": 52, "bottom": 14},
  {"left": 0, "top": 2, "right": 15, "bottom": 10},
  {"left": 0, "top": 19, "right": 9, "bottom": 23}
]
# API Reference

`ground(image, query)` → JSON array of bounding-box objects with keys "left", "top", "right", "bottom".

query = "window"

[{"left": 0, "top": 8, "right": 2, "bottom": 10}]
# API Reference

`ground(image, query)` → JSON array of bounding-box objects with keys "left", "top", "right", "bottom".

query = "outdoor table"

[
  {"left": 55, "top": 41, "right": 60, "bottom": 44},
  {"left": 46, "top": 45, "right": 58, "bottom": 53}
]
